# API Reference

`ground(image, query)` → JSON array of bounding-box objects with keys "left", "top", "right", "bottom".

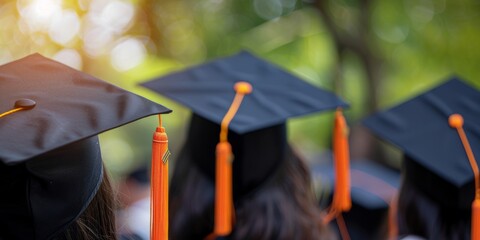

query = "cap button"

[
  {"left": 14, "top": 99, "right": 36, "bottom": 110},
  {"left": 234, "top": 81, "right": 252, "bottom": 95},
  {"left": 449, "top": 113, "right": 464, "bottom": 128}
]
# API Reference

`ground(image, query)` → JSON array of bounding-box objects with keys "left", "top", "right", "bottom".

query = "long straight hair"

[{"left": 169, "top": 144, "right": 335, "bottom": 240}]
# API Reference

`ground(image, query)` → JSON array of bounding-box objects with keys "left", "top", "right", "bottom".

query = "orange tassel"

[
  {"left": 214, "top": 141, "right": 233, "bottom": 236},
  {"left": 449, "top": 114, "right": 480, "bottom": 240},
  {"left": 387, "top": 195, "right": 399, "bottom": 240},
  {"left": 151, "top": 115, "right": 169, "bottom": 240},
  {"left": 332, "top": 108, "right": 351, "bottom": 212},
  {"left": 336, "top": 213, "right": 351, "bottom": 240},
  {"left": 0, "top": 107, "right": 23, "bottom": 118},
  {"left": 209, "top": 82, "right": 251, "bottom": 238},
  {"left": 472, "top": 199, "right": 480, "bottom": 240}
]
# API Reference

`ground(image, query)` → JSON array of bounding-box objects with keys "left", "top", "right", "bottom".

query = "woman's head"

[
  {"left": 397, "top": 156, "right": 471, "bottom": 240},
  {"left": 141, "top": 51, "right": 347, "bottom": 239},
  {"left": 231, "top": 145, "right": 330, "bottom": 240},
  {"left": 170, "top": 138, "right": 332, "bottom": 240},
  {"left": 0, "top": 53, "right": 171, "bottom": 240},
  {"left": 0, "top": 136, "right": 105, "bottom": 239},
  {"left": 0, "top": 136, "right": 117, "bottom": 240},
  {"left": 361, "top": 79, "right": 480, "bottom": 239}
]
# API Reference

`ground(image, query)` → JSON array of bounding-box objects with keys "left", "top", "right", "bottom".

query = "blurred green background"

[{"left": 2, "top": 0, "right": 480, "bottom": 177}]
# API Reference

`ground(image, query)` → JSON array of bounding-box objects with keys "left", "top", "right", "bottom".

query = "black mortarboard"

[
  {"left": 363, "top": 77, "right": 480, "bottom": 210},
  {"left": 141, "top": 51, "right": 348, "bottom": 236},
  {"left": 141, "top": 50, "right": 347, "bottom": 198},
  {"left": 314, "top": 160, "right": 400, "bottom": 240},
  {"left": 0, "top": 54, "right": 171, "bottom": 240}
]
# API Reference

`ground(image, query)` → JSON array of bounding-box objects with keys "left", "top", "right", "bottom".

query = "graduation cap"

[
  {"left": 0, "top": 54, "right": 171, "bottom": 240},
  {"left": 363, "top": 77, "right": 480, "bottom": 240},
  {"left": 313, "top": 160, "right": 400, "bottom": 240},
  {"left": 141, "top": 50, "right": 349, "bottom": 238}
]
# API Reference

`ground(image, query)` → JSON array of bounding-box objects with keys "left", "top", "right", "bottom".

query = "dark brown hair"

[
  {"left": 170, "top": 144, "right": 334, "bottom": 240},
  {"left": 54, "top": 167, "right": 117, "bottom": 240}
]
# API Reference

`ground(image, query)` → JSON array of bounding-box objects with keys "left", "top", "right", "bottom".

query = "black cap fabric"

[
  {"left": 141, "top": 51, "right": 347, "bottom": 200},
  {"left": 363, "top": 77, "right": 480, "bottom": 209},
  {"left": 186, "top": 113, "right": 286, "bottom": 199},
  {"left": 314, "top": 160, "right": 400, "bottom": 240},
  {"left": 0, "top": 54, "right": 171, "bottom": 239},
  {"left": 141, "top": 51, "right": 348, "bottom": 134}
]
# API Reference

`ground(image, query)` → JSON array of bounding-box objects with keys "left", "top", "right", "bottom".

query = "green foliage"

[{"left": 3, "top": 0, "right": 480, "bottom": 174}]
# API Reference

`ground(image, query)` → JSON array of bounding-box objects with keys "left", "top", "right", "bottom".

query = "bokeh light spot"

[
  {"left": 110, "top": 37, "right": 146, "bottom": 71},
  {"left": 82, "top": 26, "right": 114, "bottom": 57},
  {"left": 49, "top": 10, "right": 80, "bottom": 45},
  {"left": 53, "top": 49, "right": 83, "bottom": 70},
  {"left": 405, "top": 0, "right": 435, "bottom": 28},
  {"left": 93, "top": 0, "right": 134, "bottom": 33},
  {"left": 254, "top": 0, "right": 283, "bottom": 20},
  {"left": 18, "top": 0, "right": 62, "bottom": 32}
]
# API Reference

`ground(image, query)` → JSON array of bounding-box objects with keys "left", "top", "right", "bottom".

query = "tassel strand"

[{"left": 151, "top": 115, "right": 169, "bottom": 240}]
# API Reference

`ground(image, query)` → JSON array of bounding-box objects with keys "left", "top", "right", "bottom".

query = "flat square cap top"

[
  {"left": 0, "top": 53, "right": 171, "bottom": 165},
  {"left": 363, "top": 77, "right": 480, "bottom": 191},
  {"left": 141, "top": 51, "right": 348, "bottom": 134}
]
